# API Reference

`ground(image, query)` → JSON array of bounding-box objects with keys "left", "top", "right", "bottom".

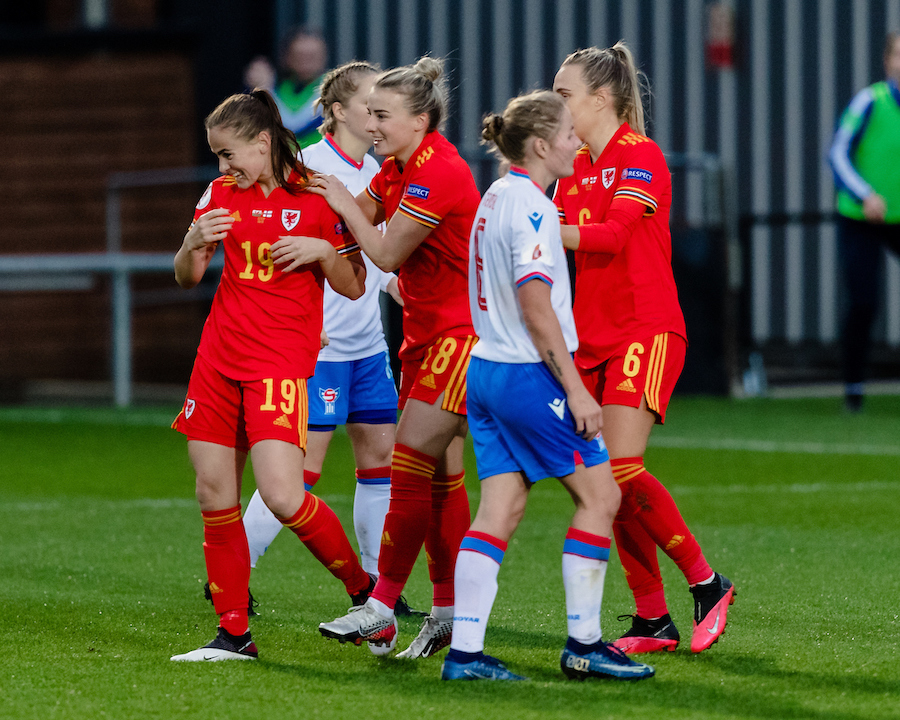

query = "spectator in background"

[
  {"left": 829, "top": 31, "right": 900, "bottom": 413},
  {"left": 244, "top": 27, "right": 328, "bottom": 148}
]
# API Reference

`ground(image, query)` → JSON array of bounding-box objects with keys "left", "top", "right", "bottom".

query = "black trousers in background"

[{"left": 837, "top": 216, "right": 900, "bottom": 389}]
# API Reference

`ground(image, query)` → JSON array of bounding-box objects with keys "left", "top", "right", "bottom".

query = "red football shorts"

[
  {"left": 398, "top": 334, "right": 477, "bottom": 415},
  {"left": 579, "top": 332, "right": 686, "bottom": 424},
  {"left": 172, "top": 354, "right": 309, "bottom": 452}
]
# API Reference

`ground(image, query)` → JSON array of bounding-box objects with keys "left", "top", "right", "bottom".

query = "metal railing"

[
  {"left": 1, "top": 154, "right": 740, "bottom": 405},
  {"left": 0, "top": 166, "right": 221, "bottom": 407}
]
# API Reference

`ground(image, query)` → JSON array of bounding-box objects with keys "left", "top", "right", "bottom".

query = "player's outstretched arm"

[
  {"left": 308, "top": 174, "right": 427, "bottom": 271},
  {"left": 518, "top": 279, "right": 602, "bottom": 440},
  {"left": 174, "top": 208, "right": 233, "bottom": 289},
  {"left": 560, "top": 198, "right": 645, "bottom": 254}
]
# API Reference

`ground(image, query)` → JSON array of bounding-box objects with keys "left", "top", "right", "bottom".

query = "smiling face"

[
  {"left": 552, "top": 63, "right": 599, "bottom": 143},
  {"left": 341, "top": 73, "right": 377, "bottom": 147},
  {"left": 207, "top": 125, "right": 271, "bottom": 190},
  {"left": 542, "top": 106, "right": 582, "bottom": 181},
  {"left": 365, "top": 87, "right": 425, "bottom": 162}
]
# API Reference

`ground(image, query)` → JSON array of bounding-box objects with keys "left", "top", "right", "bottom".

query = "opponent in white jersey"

[
  {"left": 442, "top": 91, "right": 653, "bottom": 682},
  {"left": 240, "top": 63, "right": 415, "bottom": 625},
  {"left": 305, "top": 134, "right": 395, "bottom": 362},
  {"left": 468, "top": 169, "right": 577, "bottom": 364}
]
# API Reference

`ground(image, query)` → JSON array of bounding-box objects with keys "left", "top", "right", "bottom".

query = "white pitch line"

[
  {"left": 649, "top": 436, "right": 900, "bottom": 457},
  {"left": 668, "top": 480, "right": 899, "bottom": 496},
  {"left": 1, "top": 479, "right": 896, "bottom": 515}
]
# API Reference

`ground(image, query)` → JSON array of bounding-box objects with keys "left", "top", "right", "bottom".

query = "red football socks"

[
  {"left": 370, "top": 443, "right": 438, "bottom": 609},
  {"left": 201, "top": 506, "right": 250, "bottom": 634},
  {"left": 280, "top": 492, "right": 370, "bottom": 597},
  {"left": 611, "top": 457, "right": 714, "bottom": 609},
  {"left": 426, "top": 470, "right": 470, "bottom": 607}
]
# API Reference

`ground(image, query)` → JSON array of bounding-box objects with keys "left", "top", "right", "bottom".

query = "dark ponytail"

[{"left": 205, "top": 89, "right": 309, "bottom": 191}]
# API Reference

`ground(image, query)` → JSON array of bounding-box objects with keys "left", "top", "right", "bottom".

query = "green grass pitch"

[{"left": 1, "top": 395, "right": 899, "bottom": 719}]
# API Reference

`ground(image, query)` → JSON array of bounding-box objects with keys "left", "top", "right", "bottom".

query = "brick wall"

[{"left": 0, "top": 50, "right": 207, "bottom": 386}]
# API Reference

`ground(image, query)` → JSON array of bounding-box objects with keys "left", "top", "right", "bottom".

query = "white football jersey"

[
  {"left": 469, "top": 168, "right": 578, "bottom": 364},
  {"left": 302, "top": 136, "right": 394, "bottom": 361}
]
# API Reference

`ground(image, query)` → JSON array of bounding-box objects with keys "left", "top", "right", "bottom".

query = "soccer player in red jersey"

[
  {"left": 169, "top": 89, "right": 371, "bottom": 662},
  {"left": 313, "top": 56, "right": 480, "bottom": 658},
  {"left": 553, "top": 43, "right": 735, "bottom": 654}
]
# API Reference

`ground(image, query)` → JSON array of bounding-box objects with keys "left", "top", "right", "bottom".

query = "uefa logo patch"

[{"left": 196, "top": 184, "right": 212, "bottom": 209}]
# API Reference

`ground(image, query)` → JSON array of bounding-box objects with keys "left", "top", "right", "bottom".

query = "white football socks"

[
  {"left": 244, "top": 489, "right": 284, "bottom": 568},
  {"left": 352, "top": 479, "right": 391, "bottom": 576},
  {"left": 562, "top": 551, "right": 607, "bottom": 645},
  {"left": 449, "top": 548, "right": 501, "bottom": 653}
]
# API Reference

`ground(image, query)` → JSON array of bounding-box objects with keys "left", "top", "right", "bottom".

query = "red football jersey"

[
  {"left": 365, "top": 131, "right": 478, "bottom": 361},
  {"left": 553, "top": 123, "right": 686, "bottom": 369},
  {"left": 193, "top": 171, "right": 358, "bottom": 380}
]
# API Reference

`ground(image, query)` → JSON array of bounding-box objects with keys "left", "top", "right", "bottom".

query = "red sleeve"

[
  {"left": 395, "top": 157, "right": 460, "bottom": 230},
  {"left": 612, "top": 141, "right": 667, "bottom": 216},
  {"left": 576, "top": 197, "right": 646, "bottom": 255},
  {"left": 191, "top": 180, "right": 229, "bottom": 223},
  {"left": 317, "top": 199, "right": 360, "bottom": 257},
  {"left": 365, "top": 167, "right": 387, "bottom": 207},
  {"left": 551, "top": 180, "right": 568, "bottom": 224}
]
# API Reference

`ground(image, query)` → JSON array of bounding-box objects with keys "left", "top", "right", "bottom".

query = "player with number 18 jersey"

[{"left": 365, "top": 130, "right": 480, "bottom": 411}]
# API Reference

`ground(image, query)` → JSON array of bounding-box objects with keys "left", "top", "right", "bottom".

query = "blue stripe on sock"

[
  {"left": 563, "top": 538, "right": 610, "bottom": 561},
  {"left": 459, "top": 536, "right": 505, "bottom": 564},
  {"left": 356, "top": 476, "right": 391, "bottom": 486}
]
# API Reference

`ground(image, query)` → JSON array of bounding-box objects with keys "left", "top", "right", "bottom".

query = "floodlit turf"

[{"left": 1, "top": 395, "right": 899, "bottom": 719}]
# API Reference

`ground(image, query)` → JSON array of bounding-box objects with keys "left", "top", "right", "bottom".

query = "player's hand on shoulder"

[
  {"left": 271, "top": 235, "right": 332, "bottom": 272},
  {"left": 568, "top": 386, "right": 603, "bottom": 441},
  {"left": 308, "top": 173, "right": 356, "bottom": 215},
  {"left": 185, "top": 208, "right": 233, "bottom": 251}
]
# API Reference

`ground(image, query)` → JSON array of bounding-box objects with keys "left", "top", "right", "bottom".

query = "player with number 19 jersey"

[
  {"left": 194, "top": 171, "right": 358, "bottom": 381},
  {"left": 365, "top": 130, "right": 479, "bottom": 364},
  {"left": 552, "top": 123, "right": 686, "bottom": 370}
]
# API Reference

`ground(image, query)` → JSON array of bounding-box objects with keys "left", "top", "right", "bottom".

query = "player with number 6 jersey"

[
  {"left": 170, "top": 89, "right": 372, "bottom": 663},
  {"left": 442, "top": 90, "right": 653, "bottom": 683},
  {"left": 553, "top": 43, "right": 734, "bottom": 655}
]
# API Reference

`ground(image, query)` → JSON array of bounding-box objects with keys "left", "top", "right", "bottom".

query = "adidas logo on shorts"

[{"left": 616, "top": 378, "right": 637, "bottom": 393}]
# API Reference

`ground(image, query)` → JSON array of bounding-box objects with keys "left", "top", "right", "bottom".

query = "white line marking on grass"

[
  {"left": 0, "top": 498, "right": 198, "bottom": 512},
  {"left": 669, "top": 480, "right": 899, "bottom": 496},
  {"left": 650, "top": 436, "right": 900, "bottom": 456},
  {"left": 3, "top": 481, "right": 897, "bottom": 516},
  {"left": 0, "top": 407, "right": 177, "bottom": 427}
]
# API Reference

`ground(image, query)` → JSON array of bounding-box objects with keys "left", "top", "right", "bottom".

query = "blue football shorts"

[
  {"left": 467, "top": 356, "right": 609, "bottom": 484},
  {"left": 308, "top": 350, "right": 399, "bottom": 429}
]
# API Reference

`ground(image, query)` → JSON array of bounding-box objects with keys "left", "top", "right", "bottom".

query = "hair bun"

[
  {"left": 481, "top": 113, "right": 504, "bottom": 143},
  {"left": 413, "top": 56, "right": 444, "bottom": 83}
]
